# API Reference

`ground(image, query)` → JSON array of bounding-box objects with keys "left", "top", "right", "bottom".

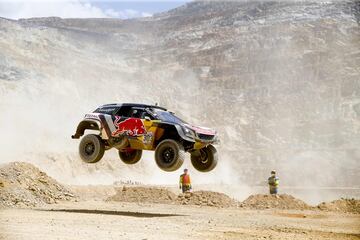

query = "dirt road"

[{"left": 1, "top": 201, "right": 359, "bottom": 240}]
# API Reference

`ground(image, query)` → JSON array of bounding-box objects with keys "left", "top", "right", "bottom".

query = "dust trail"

[
  {"left": 0, "top": 19, "right": 237, "bottom": 189},
  {"left": 1, "top": 1, "right": 360, "bottom": 204}
]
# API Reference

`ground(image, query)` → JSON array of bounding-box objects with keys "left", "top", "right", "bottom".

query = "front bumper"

[{"left": 193, "top": 135, "right": 219, "bottom": 149}]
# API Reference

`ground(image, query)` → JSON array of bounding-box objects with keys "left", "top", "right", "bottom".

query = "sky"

[{"left": 0, "top": 0, "right": 191, "bottom": 20}]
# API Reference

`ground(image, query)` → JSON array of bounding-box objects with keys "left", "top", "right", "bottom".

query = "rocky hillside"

[{"left": 0, "top": 1, "right": 359, "bottom": 187}]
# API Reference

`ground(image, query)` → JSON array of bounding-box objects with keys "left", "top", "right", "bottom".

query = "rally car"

[{"left": 72, "top": 103, "right": 219, "bottom": 172}]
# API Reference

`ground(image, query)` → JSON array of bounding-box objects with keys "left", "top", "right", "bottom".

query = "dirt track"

[
  {"left": 1, "top": 201, "right": 359, "bottom": 240},
  {"left": 0, "top": 163, "right": 359, "bottom": 240}
]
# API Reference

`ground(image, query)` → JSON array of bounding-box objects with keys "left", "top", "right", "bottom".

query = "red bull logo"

[{"left": 112, "top": 116, "right": 147, "bottom": 137}]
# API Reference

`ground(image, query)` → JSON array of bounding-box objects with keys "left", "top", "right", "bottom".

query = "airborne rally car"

[{"left": 72, "top": 103, "right": 219, "bottom": 172}]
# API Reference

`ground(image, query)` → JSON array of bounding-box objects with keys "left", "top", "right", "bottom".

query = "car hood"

[{"left": 185, "top": 124, "right": 216, "bottom": 135}]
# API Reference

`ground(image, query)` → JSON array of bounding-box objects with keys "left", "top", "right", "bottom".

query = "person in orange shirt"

[{"left": 179, "top": 168, "right": 192, "bottom": 193}]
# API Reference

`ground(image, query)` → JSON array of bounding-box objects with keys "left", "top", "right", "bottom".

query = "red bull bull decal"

[{"left": 112, "top": 116, "right": 147, "bottom": 137}]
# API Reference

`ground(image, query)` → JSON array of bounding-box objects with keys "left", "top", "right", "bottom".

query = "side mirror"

[{"left": 144, "top": 116, "right": 151, "bottom": 121}]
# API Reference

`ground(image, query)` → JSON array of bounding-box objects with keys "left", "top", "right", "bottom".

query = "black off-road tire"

[
  {"left": 191, "top": 145, "right": 218, "bottom": 172},
  {"left": 119, "top": 149, "right": 142, "bottom": 164},
  {"left": 79, "top": 134, "right": 105, "bottom": 163},
  {"left": 155, "top": 139, "right": 185, "bottom": 172}
]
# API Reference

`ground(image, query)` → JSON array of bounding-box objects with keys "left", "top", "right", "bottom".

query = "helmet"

[
  {"left": 184, "top": 168, "right": 188, "bottom": 172},
  {"left": 131, "top": 109, "right": 138, "bottom": 117}
]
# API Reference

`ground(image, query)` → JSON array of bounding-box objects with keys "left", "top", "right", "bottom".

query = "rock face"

[
  {"left": 0, "top": 162, "right": 76, "bottom": 207},
  {"left": 0, "top": 1, "right": 359, "bottom": 187}
]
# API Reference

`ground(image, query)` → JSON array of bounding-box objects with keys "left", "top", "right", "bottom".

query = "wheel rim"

[
  {"left": 84, "top": 142, "right": 95, "bottom": 156},
  {"left": 162, "top": 147, "right": 175, "bottom": 163},
  {"left": 199, "top": 148, "right": 209, "bottom": 164},
  {"left": 123, "top": 149, "right": 135, "bottom": 158}
]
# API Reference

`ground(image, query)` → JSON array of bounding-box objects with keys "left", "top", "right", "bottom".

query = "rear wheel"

[
  {"left": 155, "top": 139, "right": 185, "bottom": 172},
  {"left": 79, "top": 134, "right": 105, "bottom": 163},
  {"left": 191, "top": 145, "right": 218, "bottom": 172},
  {"left": 118, "top": 149, "right": 142, "bottom": 164}
]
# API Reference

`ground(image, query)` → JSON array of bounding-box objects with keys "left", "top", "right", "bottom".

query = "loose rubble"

[
  {"left": 1, "top": 162, "right": 358, "bottom": 214},
  {"left": 240, "top": 194, "right": 313, "bottom": 210},
  {"left": 107, "top": 187, "right": 237, "bottom": 207},
  {"left": 177, "top": 191, "right": 238, "bottom": 208},
  {"left": 0, "top": 162, "right": 76, "bottom": 208},
  {"left": 317, "top": 198, "right": 360, "bottom": 214},
  {"left": 107, "top": 186, "right": 177, "bottom": 204}
]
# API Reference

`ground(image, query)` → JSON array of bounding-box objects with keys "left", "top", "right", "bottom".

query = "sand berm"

[{"left": 0, "top": 162, "right": 359, "bottom": 214}]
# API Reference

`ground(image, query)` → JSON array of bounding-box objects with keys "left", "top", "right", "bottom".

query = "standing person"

[
  {"left": 179, "top": 168, "right": 192, "bottom": 193},
  {"left": 268, "top": 170, "right": 279, "bottom": 195}
]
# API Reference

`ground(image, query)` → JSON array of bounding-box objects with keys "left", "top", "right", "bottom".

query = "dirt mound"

[
  {"left": 240, "top": 194, "right": 312, "bottom": 210},
  {"left": 0, "top": 162, "right": 75, "bottom": 208},
  {"left": 317, "top": 198, "right": 360, "bottom": 214},
  {"left": 107, "top": 186, "right": 177, "bottom": 204},
  {"left": 177, "top": 191, "right": 238, "bottom": 208},
  {"left": 107, "top": 188, "right": 237, "bottom": 208}
]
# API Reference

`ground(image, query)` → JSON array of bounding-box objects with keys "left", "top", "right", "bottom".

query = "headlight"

[{"left": 183, "top": 127, "right": 196, "bottom": 138}]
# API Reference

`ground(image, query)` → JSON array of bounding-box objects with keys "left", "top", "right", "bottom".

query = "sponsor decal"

[
  {"left": 143, "top": 132, "right": 154, "bottom": 145},
  {"left": 85, "top": 113, "right": 100, "bottom": 120},
  {"left": 112, "top": 117, "right": 147, "bottom": 137},
  {"left": 186, "top": 124, "right": 216, "bottom": 135}
]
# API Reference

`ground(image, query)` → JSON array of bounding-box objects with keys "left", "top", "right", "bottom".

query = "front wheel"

[
  {"left": 119, "top": 149, "right": 142, "bottom": 164},
  {"left": 79, "top": 134, "right": 105, "bottom": 163},
  {"left": 191, "top": 145, "right": 218, "bottom": 172},
  {"left": 155, "top": 139, "right": 185, "bottom": 172}
]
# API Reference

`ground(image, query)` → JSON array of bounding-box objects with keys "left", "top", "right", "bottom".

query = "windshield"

[{"left": 152, "top": 109, "right": 187, "bottom": 124}]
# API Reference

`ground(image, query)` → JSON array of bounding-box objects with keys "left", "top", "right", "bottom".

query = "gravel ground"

[
  {"left": 1, "top": 163, "right": 359, "bottom": 240},
  {"left": 0, "top": 201, "right": 359, "bottom": 240}
]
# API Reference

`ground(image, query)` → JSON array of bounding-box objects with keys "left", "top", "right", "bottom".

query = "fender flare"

[{"left": 71, "top": 119, "right": 103, "bottom": 139}]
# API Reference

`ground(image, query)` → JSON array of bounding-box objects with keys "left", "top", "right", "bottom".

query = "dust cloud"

[
  {"left": 0, "top": 1, "right": 359, "bottom": 204},
  {"left": 0, "top": 43, "right": 241, "bottom": 196}
]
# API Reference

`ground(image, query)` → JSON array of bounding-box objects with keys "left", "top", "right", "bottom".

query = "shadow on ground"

[{"left": 37, "top": 209, "right": 185, "bottom": 218}]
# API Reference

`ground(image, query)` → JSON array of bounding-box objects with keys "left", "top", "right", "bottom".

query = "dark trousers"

[
  {"left": 182, "top": 185, "right": 191, "bottom": 193},
  {"left": 269, "top": 187, "right": 278, "bottom": 194}
]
